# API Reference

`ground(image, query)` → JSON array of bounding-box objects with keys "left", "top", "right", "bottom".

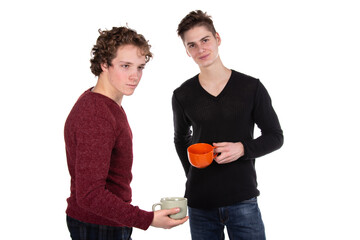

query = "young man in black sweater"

[{"left": 172, "top": 10, "right": 284, "bottom": 240}]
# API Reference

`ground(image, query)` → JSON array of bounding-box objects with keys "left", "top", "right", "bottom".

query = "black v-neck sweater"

[{"left": 172, "top": 70, "right": 283, "bottom": 208}]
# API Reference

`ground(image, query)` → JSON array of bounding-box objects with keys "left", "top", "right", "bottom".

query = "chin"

[
  {"left": 124, "top": 91, "right": 136, "bottom": 96},
  {"left": 196, "top": 59, "right": 213, "bottom": 67},
  {"left": 199, "top": 63, "right": 213, "bottom": 68}
]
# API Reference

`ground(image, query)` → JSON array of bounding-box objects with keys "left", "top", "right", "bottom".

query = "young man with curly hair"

[
  {"left": 64, "top": 26, "right": 187, "bottom": 240},
  {"left": 172, "top": 10, "right": 284, "bottom": 239}
]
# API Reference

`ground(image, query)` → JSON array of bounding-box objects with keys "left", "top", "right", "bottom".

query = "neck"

[
  {"left": 199, "top": 57, "right": 231, "bottom": 83},
  {"left": 92, "top": 74, "right": 123, "bottom": 106}
]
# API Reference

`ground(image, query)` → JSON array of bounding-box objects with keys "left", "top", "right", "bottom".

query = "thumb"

[
  {"left": 164, "top": 207, "right": 180, "bottom": 215},
  {"left": 213, "top": 142, "right": 226, "bottom": 147}
]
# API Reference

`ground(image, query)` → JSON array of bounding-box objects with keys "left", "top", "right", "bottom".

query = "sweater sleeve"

[
  {"left": 242, "top": 81, "right": 284, "bottom": 159},
  {"left": 172, "top": 92, "right": 192, "bottom": 176},
  {"left": 74, "top": 115, "right": 153, "bottom": 230}
]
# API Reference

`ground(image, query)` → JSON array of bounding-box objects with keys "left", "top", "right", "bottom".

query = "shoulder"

[
  {"left": 231, "top": 70, "right": 260, "bottom": 87},
  {"left": 174, "top": 74, "right": 198, "bottom": 94},
  {"left": 66, "top": 90, "right": 122, "bottom": 129},
  {"left": 173, "top": 74, "right": 199, "bottom": 102},
  {"left": 231, "top": 71, "right": 273, "bottom": 103},
  {"left": 227, "top": 70, "right": 263, "bottom": 97},
  {"left": 73, "top": 91, "right": 108, "bottom": 117}
]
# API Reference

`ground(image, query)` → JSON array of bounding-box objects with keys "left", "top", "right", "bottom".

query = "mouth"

[
  {"left": 127, "top": 84, "right": 138, "bottom": 89},
  {"left": 199, "top": 53, "right": 210, "bottom": 60}
]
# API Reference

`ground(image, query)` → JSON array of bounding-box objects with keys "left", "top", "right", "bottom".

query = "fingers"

[
  {"left": 213, "top": 142, "right": 229, "bottom": 153},
  {"left": 163, "top": 207, "right": 181, "bottom": 215},
  {"left": 213, "top": 142, "right": 229, "bottom": 158},
  {"left": 213, "top": 142, "right": 244, "bottom": 164},
  {"left": 151, "top": 208, "right": 189, "bottom": 229},
  {"left": 213, "top": 142, "right": 227, "bottom": 153},
  {"left": 213, "top": 142, "right": 227, "bottom": 147},
  {"left": 214, "top": 153, "right": 232, "bottom": 164},
  {"left": 172, "top": 216, "right": 189, "bottom": 226},
  {"left": 166, "top": 208, "right": 188, "bottom": 228},
  {"left": 215, "top": 154, "right": 233, "bottom": 164}
]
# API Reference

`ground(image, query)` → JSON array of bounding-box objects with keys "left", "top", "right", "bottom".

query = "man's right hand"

[{"left": 151, "top": 208, "right": 189, "bottom": 229}]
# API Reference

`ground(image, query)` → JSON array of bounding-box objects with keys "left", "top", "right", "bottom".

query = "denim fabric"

[
  {"left": 66, "top": 216, "right": 132, "bottom": 240},
  {"left": 188, "top": 198, "right": 266, "bottom": 240}
]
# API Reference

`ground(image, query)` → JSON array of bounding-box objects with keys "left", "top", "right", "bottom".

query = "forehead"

[
  {"left": 113, "top": 44, "right": 146, "bottom": 63},
  {"left": 183, "top": 25, "right": 214, "bottom": 44}
]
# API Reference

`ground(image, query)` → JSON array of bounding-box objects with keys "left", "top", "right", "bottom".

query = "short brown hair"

[
  {"left": 177, "top": 10, "right": 217, "bottom": 41},
  {"left": 90, "top": 26, "right": 152, "bottom": 76}
]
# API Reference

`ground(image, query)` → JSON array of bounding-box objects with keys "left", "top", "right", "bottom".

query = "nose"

[
  {"left": 198, "top": 47, "right": 205, "bottom": 54},
  {"left": 129, "top": 70, "right": 141, "bottom": 82}
]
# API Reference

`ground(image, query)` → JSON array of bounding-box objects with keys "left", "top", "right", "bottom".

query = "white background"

[{"left": 1, "top": 0, "right": 359, "bottom": 239}]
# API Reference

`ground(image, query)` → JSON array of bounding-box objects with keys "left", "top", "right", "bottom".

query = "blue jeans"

[
  {"left": 66, "top": 215, "right": 132, "bottom": 240},
  {"left": 188, "top": 198, "right": 266, "bottom": 240}
]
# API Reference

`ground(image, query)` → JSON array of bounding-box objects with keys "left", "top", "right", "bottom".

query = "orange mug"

[{"left": 187, "top": 143, "right": 217, "bottom": 168}]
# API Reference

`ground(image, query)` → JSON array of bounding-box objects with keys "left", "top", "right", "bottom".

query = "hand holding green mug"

[{"left": 152, "top": 197, "right": 188, "bottom": 220}]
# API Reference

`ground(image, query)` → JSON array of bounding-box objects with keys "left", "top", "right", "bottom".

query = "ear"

[
  {"left": 100, "top": 62, "right": 109, "bottom": 72},
  {"left": 216, "top": 32, "right": 221, "bottom": 46}
]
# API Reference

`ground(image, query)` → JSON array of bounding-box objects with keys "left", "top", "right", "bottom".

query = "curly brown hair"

[
  {"left": 90, "top": 26, "right": 152, "bottom": 76},
  {"left": 177, "top": 10, "right": 217, "bottom": 41}
]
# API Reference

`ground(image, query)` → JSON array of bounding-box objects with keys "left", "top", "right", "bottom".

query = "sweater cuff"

[
  {"left": 134, "top": 210, "right": 154, "bottom": 230},
  {"left": 241, "top": 141, "right": 250, "bottom": 160}
]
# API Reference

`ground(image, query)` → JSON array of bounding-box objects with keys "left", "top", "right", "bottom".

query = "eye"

[
  {"left": 138, "top": 66, "right": 145, "bottom": 70},
  {"left": 121, "top": 64, "right": 130, "bottom": 68},
  {"left": 188, "top": 44, "right": 195, "bottom": 49}
]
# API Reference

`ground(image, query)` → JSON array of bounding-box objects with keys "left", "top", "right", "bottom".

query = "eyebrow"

[
  {"left": 119, "top": 61, "right": 146, "bottom": 67},
  {"left": 186, "top": 36, "right": 210, "bottom": 47},
  {"left": 119, "top": 61, "right": 132, "bottom": 65}
]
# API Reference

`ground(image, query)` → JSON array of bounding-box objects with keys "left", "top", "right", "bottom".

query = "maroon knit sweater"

[{"left": 64, "top": 89, "right": 154, "bottom": 230}]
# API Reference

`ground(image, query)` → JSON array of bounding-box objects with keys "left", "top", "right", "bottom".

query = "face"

[
  {"left": 183, "top": 26, "right": 221, "bottom": 68},
  {"left": 101, "top": 44, "right": 146, "bottom": 98}
]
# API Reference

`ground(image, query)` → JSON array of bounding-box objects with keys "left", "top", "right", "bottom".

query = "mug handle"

[
  {"left": 212, "top": 146, "right": 218, "bottom": 159},
  {"left": 152, "top": 202, "right": 162, "bottom": 211}
]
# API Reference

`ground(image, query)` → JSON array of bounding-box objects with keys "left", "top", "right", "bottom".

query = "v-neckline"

[{"left": 196, "top": 70, "right": 233, "bottom": 100}]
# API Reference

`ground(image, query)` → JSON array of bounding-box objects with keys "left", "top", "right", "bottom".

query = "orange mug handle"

[{"left": 212, "top": 146, "right": 218, "bottom": 159}]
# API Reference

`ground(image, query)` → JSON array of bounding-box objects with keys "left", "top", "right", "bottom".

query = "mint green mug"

[{"left": 152, "top": 197, "right": 188, "bottom": 219}]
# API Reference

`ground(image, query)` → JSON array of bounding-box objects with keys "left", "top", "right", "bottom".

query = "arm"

[
  {"left": 214, "top": 81, "right": 283, "bottom": 163},
  {"left": 172, "top": 93, "right": 192, "bottom": 176},
  {"left": 242, "top": 81, "right": 283, "bottom": 159},
  {"left": 75, "top": 117, "right": 153, "bottom": 230}
]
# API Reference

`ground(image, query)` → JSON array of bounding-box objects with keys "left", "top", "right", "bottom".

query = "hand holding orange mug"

[
  {"left": 212, "top": 142, "right": 245, "bottom": 164},
  {"left": 187, "top": 143, "right": 218, "bottom": 168}
]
